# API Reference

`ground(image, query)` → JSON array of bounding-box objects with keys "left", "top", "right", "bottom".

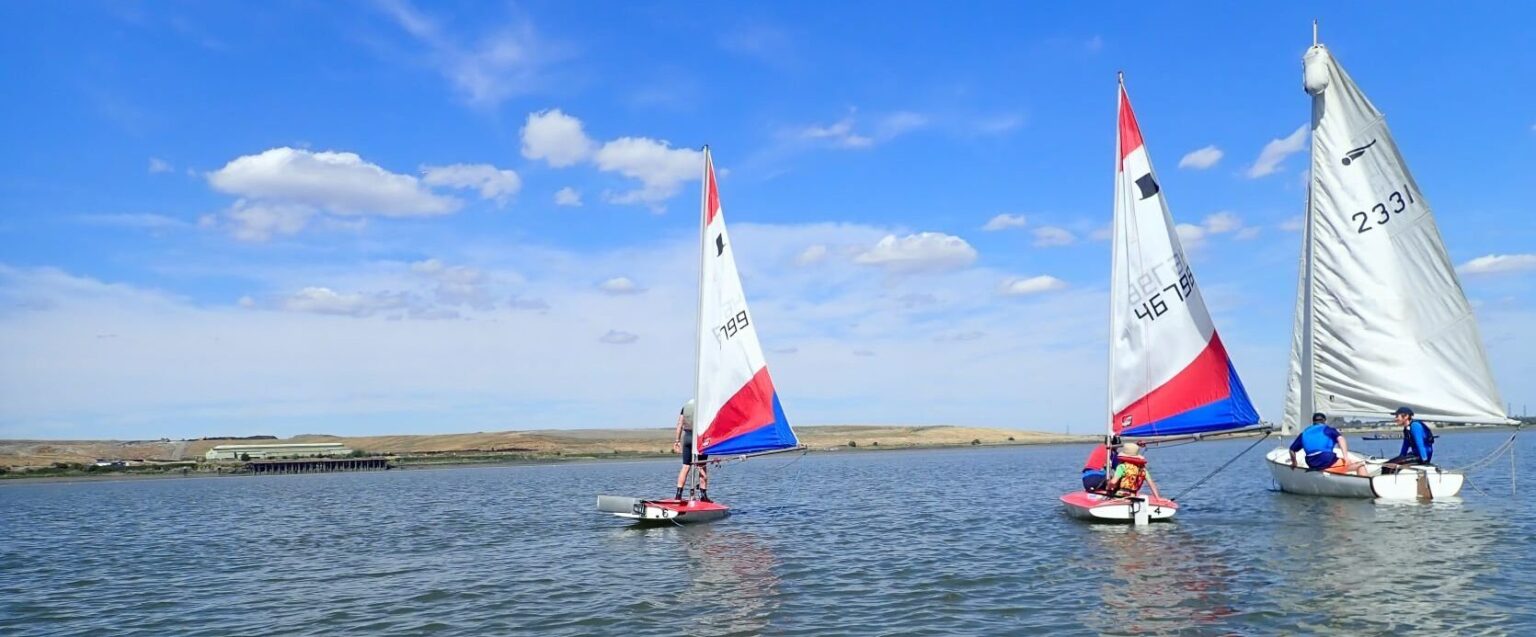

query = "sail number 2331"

[{"left": 1350, "top": 185, "right": 1416, "bottom": 234}]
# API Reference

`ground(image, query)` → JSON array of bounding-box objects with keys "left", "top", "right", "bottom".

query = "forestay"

[
  {"left": 1109, "top": 80, "right": 1260, "bottom": 438},
  {"left": 693, "top": 148, "right": 799, "bottom": 457},
  {"left": 1280, "top": 45, "right": 1510, "bottom": 433}
]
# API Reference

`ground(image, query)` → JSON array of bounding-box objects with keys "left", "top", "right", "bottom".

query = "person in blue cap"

[
  {"left": 1288, "top": 412, "right": 1365, "bottom": 474},
  {"left": 1385, "top": 406, "right": 1435, "bottom": 466}
]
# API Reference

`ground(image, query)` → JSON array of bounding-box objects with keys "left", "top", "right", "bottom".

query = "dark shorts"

[
  {"left": 681, "top": 436, "right": 707, "bottom": 464},
  {"left": 1304, "top": 451, "right": 1338, "bottom": 471}
]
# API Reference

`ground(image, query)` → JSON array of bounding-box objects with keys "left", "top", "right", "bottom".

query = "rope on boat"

[
  {"left": 1445, "top": 426, "right": 1521, "bottom": 494},
  {"left": 1170, "top": 431, "right": 1273, "bottom": 502}
]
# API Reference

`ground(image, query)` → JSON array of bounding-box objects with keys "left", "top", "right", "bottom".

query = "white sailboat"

[
  {"left": 1265, "top": 29, "right": 1515, "bottom": 499},
  {"left": 1061, "top": 75, "right": 1263, "bottom": 524},
  {"left": 598, "top": 147, "right": 801, "bottom": 524}
]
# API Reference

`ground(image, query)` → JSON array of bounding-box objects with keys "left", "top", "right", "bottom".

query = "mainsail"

[
  {"left": 1109, "top": 78, "right": 1260, "bottom": 439},
  {"left": 693, "top": 148, "right": 799, "bottom": 457},
  {"left": 1280, "top": 44, "right": 1510, "bottom": 433}
]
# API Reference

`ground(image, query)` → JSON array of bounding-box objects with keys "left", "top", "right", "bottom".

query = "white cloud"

[
  {"left": 982, "top": 213, "right": 1028, "bottom": 231},
  {"left": 77, "top": 213, "right": 187, "bottom": 230},
  {"left": 593, "top": 137, "right": 702, "bottom": 208},
  {"left": 554, "top": 187, "right": 582, "bottom": 207},
  {"left": 854, "top": 232, "right": 978, "bottom": 273},
  {"left": 276, "top": 287, "right": 411, "bottom": 317},
  {"left": 1090, "top": 226, "right": 1113, "bottom": 242},
  {"left": 1175, "top": 223, "right": 1207, "bottom": 247},
  {"left": 377, "top": 0, "right": 562, "bottom": 108},
  {"left": 1178, "top": 145, "right": 1223, "bottom": 170},
  {"left": 794, "top": 244, "right": 829, "bottom": 266},
  {"left": 598, "top": 276, "right": 643, "bottom": 295},
  {"left": 508, "top": 295, "right": 550, "bottom": 312},
  {"left": 410, "top": 259, "right": 491, "bottom": 308},
  {"left": 598, "top": 329, "right": 639, "bottom": 345},
  {"left": 1032, "top": 226, "right": 1076, "bottom": 247},
  {"left": 999, "top": 275, "right": 1067, "bottom": 296},
  {"left": 148, "top": 157, "right": 173, "bottom": 174},
  {"left": 208, "top": 147, "right": 459, "bottom": 217},
  {"left": 1459, "top": 254, "right": 1536, "bottom": 275},
  {"left": 1235, "top": 227, "right": 1262, "bottom": 240},
  {"left": 520, "top": 109, "right": 595, "bottom": 167},
  {"left": 1247, "top": 124, "right": 1309, "bottom": 178},
  {"left": 1203, "top": 211, "right": 1242, "bottom": 234},
  {"left": 793, "top": 110, "right": 927, "bottom": 149},
  {"left": 1279, "top": 216, "right": 1304, "bottom": 232},
  {"left": 421, "top": 163, "right": 521, "bottom": 204},
  {"left": 219, "top": 201, "right": 316, "bottom": 242}
]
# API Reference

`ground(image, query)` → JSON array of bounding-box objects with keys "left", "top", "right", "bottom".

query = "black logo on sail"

[
  {"left": 716, "top": 234, "right": 726, "bottom": 256},
  {"left": 1341, "top": 140, "right": 1377, "bottom": 166},
  {"left": 1134, "top": 174, "right": 1159, "bottom": 200}
]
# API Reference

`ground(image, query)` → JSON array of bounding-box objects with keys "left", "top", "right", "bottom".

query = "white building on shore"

[{"left": 204, "top": 443, "right": 352, "bottom": 461}]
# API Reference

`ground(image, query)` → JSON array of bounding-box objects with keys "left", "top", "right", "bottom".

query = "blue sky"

[{"left": 2, "top": 2, "right": 1532, "bottom": 440}]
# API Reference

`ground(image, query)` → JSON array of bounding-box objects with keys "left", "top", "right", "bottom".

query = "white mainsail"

[{"left": 1281, "top": 43, "right": 1510, "bottom": 433}]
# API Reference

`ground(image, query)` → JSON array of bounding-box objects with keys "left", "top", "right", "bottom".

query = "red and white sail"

[
  {"left": 1108, "top": 78, "right": 1258, "bottom": 438},
  {"left": 692, "top": 148, "right": 798, "bottom": 457}
]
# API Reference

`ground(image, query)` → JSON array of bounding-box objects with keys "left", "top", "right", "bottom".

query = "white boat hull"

[
  {"left": 1264, "top": 447, "right": 1463, "bottom": 499},
  {"left": 1060, "top": 491, "right": 1178, "bottom": 523}
]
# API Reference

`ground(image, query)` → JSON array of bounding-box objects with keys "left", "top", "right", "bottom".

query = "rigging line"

[
  {"left": 1447, "top": 429, "right": 1521, "bottom": 473},
  {"left": 1170, "top": 431, "right": 1273, "bottom": 502}
]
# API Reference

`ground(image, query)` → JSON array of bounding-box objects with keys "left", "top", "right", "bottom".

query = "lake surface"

[{"left": 4, "top": 429, "right": 1534, "bottom": 636}]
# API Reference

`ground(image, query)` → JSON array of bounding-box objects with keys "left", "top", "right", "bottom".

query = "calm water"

[{"left": 4, "top": 430, "right": 1534, "bottom": 636}]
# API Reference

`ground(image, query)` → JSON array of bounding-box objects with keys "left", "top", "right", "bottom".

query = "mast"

[
  {"left": 690, "top": 146, "right": 710, "bottom": 489},
  {"left": 1106, "top": 71, "right": 1124, "bottom": 445}
]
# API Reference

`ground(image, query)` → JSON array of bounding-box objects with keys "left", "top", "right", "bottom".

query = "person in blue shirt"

[
  {"left": 1386, "top": 406, "right": 1435, "bottom": 466},
  {"left": 1080, "top": 435, "right": 1121, "bottom": 492},
  {"left": 1288, "top": 412, "right": 1364, "bottom": 474}
]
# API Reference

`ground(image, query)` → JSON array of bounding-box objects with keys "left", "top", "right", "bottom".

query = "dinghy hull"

[
  {"left": 1060, "top": 491, "right": 1177, "bottom": 523},
  {"left": 1264, "top": 447, "right": 1463, "bottom": 499},
  {"left": 597, "top": 495, "right": 729, "bottom": 525}
]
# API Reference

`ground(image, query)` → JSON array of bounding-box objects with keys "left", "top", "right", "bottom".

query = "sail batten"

[
  {"left": 693, "top": 149, "right": 800, "bottom": 457},
  {"left": 1287, "top": 45, "right": 1511, "bottom": 427},
  {"left": 1109, "top": 80, "right": 1260, "bottom": 439}
]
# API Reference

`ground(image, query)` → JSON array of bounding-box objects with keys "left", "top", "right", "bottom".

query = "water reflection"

[
  {"left": 1079, "top": 524, "right": 1240, "bottom": 635},
  {"left": 610, "top": 523, "right": 782, "bottom": 636}
]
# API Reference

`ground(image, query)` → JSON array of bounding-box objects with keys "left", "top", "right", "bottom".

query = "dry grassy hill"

[{"left": 0, "top": 425, "right": 1090, "bottom": 469}]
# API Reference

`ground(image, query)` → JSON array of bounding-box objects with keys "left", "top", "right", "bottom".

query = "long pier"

[{"left": 243, "top": 457, "right": 390, "bottom": 474}]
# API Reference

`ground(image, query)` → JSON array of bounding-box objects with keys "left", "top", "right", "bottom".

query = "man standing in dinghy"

[
  {"left": 1288, "top": 413, "right": 1365, "bottom": 475},
  {"left": 1385, "top": 407, "right": 1435, "bottom": 467},
  {"left": 673, "top": 399, "right": 710, "bottom": 502}
]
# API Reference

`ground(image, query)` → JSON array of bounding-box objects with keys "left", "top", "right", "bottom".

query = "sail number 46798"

[
  {"left": 719, "top": 310, "right": 751, "bottom": 340},
  {"left": 1350, "top": 185, "right": 1415, "bottom": 234}
]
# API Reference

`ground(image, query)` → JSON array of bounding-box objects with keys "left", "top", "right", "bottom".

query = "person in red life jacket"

[
  {"left": 1385, "top": 406, "right": 1435, "bottom": 467},
  {"left": 672, "top": 399, "right": 710, "bottom": 502},
  {"left": 1288, "top": 412, "right": 1366, "bottom": 475},
  {"left": 1108, "top": 443, "right": 1161, "bottom": 498},
  {"left": 1081, "top": 436, "right": 1122, "bottom": 492}
]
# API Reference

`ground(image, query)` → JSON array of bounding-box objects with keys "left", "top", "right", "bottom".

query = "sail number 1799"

[{"left": 719, "top": 310, "right": 751, "bottom": 340}]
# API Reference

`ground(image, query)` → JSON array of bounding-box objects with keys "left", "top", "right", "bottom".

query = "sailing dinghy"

[
  {"left": 1265, "top": 30, "right": 1515, "bottom": 500},
  {"left": 598, "top": 148, "right": 801, "bottom": 525},
  {"left": 1061, "top": 76, "right": 1263, "bottom": 524}
]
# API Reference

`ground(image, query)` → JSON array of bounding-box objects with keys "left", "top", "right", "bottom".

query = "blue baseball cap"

[
  {"left": 1311, "top": 412, "right": 1327, "bottom": 423},
  {"left": 1393, "top": 406, "right": 1414, "bottom": 416}
]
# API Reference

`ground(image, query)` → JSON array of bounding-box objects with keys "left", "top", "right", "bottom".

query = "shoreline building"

[{"left": 204, "top": 443, "right": 352, "bottom": 461}]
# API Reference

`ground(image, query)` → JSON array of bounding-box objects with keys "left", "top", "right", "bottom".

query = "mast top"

[{"left": 1312, "top": 20, "right": 1318, "bottom": 46}]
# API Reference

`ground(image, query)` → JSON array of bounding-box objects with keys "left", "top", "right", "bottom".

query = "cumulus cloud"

[
  {"left": 421, "top": 163, "right": 521, "bottom": 205},
  {"left": 1032, "top": 226, "right": 1076, "bottom": 247},
  {"left": 854, "top": 232, "right": 978, "bottom": 273},
  {"left": 215, "top": 201, "right": 316, "bottom": 242},
  {"left": 1234, "top": 227, "right": 1262, "bottom": 240},
  {"left": 1090, "top": 226, "right": 1113, "bottom": 242},
  {"left": 208, "top": 147, "right": 459, "bottom": 217},
  {"left": 1459, "top": 254, "right": 1536, "bottom": 275},
  {"left": 797, "top": 117, "right": 872, "bottom": 148},
  {"left": 598, "top": 276, "right": 643, "bottom": 295},
  {"left": 554, "top": 187, "right": 582, "bottom": 207},
  {"left": 794, "top": 244, "right": 829, "bottom": 266},
  {"left": 1247, "top": 124, "right": 1309, "bottom": 178},
  {"left": 1178, "top": 145, "right": 1223, "bottom": 170},
  {"left": 521, "top": 109, "right": 594, "bottom": 167},
  {"left": 1175, "top": 223, "right": 1207, "bottom": 248},
  {"left": 148, "top": 157, "right": 173, "bottom": 174},
  {"left": 594, "top": 137, "right": 702, "bottom": 208},
  {"left": 999, "top": 275, "right": 1067, "bottom": 296},
  {"left": 1203, "top": 211, "right": 1242, "bottom": 234},
  {"left": 598, "top": 329, "right": 639, "bottom": 345},
  {"left": 411, "top": 259, "right": 492, "bottom": 308},
  {"left": 982, "top": 213, "right": 1028, "bottom": 231}
]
